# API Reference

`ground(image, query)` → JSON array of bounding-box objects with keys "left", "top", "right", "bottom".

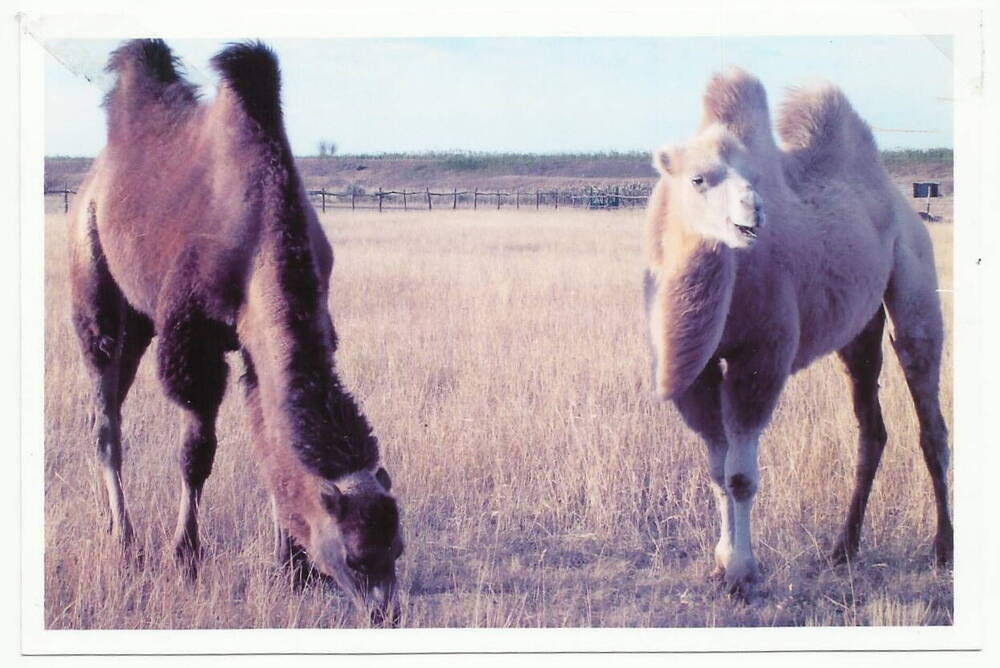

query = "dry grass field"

[{"left": 43, "top": 197, "right": 953, "bottom": 629}]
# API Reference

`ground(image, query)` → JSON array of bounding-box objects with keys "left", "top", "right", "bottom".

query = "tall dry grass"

[{"left": 43, "top": 199, "right": 953, "bottom": 628}]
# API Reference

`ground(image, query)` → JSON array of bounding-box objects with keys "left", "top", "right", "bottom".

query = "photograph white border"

[{"left": 16, "top": 0, "right": 996, "bottom": 656}]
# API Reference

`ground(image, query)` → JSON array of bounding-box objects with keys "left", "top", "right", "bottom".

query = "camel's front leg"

[
  {"left": 157, "top": 298, "right": 230, "bottom": 580},
  {"left": 719, "top": 353, "right": 789, "bottom": 595},
  {"left": 707, "top": 441, "right": 735, "bottom": 578},
  {"left": 720, "top": 429, "right": 762, "bottom": 589},
  {"left": 671, "top": 360, "right": 737, "bottom": 580}
]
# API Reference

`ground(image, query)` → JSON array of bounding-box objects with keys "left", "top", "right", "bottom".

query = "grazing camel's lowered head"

[{"left": 315, "top": 469, "right": 403, "bottom": 621}]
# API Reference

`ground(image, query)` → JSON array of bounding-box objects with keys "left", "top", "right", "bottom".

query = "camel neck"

[
  {"left": 649, "top": 227, "right": 736, "bottom": 399},
  {"left": 240, "top": 197, "right": 378, "bottom": 482}
]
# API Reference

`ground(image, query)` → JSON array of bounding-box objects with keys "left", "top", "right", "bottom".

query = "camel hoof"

[
  {"left": 934, "top": 532, "right": 953, "bottom": 569},
  {"left": 726, "top": 579, "right": 755, "bottom": 603},
  {"left": 114, "top": 529, "right": 134, "bottom": 553},
  {"left": 277, "top": 556, "right": 330, "bottom": 590},
  {"left": 370, "top": 603, "right": 402, "bottom": 628},
  {"left": 172, "top": 542, "right": 202, "bottom": 581},
  {"left": 107, "top": 521, "right": 143, "bottom": 565},
  {"left": 114, "top": 535, "right": 144, "bottom": 571},
  {"left": 829, "top": 541, "right": 858, "bottom": 566},
  {"left": 723, "top": 557, "right": 761, "bottom": 601},
  {"left": 108, "top": 515, "right": 134, "bottom": 546}
]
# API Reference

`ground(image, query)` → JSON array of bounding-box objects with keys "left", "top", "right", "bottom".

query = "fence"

[
  {"left": 45, "top": 180, "right": 941, "bottom": 216},
  {"left": 45, "top": 184, "right": 651, "bottom": 214},
  {"left": 307, "top": 185, "right": 651, "bottom": 212},
  {"left": 45, "top": 187, "right": 78, "bottom": 213}
]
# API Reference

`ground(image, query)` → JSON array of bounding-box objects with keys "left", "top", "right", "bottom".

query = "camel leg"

[
  {"left": 272, "top": 495, "right": 292, "bottom": 566},
  {"left": 88, "top": 344, "right": 131, "bottom": 547},
  {"left": 832, "top": 306, "right": 888, "bottom": 563},
  {"left": 719, "top": 351, "right": 790, "bottom": 593},
  {"left": 270, "top": 496, "right": 320, "bottom": 587},
  {"left": 101, "top": 308, "right": 154, "bottom": 543},
  {"left": 117, "top": 311, "right": 155, "bottom": 409},
  {"left": 71, "top": 214, "right": 154, "bottom": 549},
  {"left": 241, "top": 351, "right": 284, "bottom": 570},
  {"left": 673, "top": 359, "right": 733, "bottom": 578},
  {"left": 884, "top": 242, "right": 952, "bottom": 565},
  {"left": 244, "top": 350, "right": 317, "bottom": 587},
  {"left": 157, "top": 301, "right": 230, "bottom": 579}
]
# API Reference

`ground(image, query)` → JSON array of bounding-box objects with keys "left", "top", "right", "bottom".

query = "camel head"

[
  {"left": 653, "top": 123, "right": 765, "bottom": 249},
  {"left": 308, "top": 466, "right": 403, "bottom": 626}
]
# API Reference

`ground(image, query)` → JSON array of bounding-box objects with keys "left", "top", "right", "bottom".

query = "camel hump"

[
  {"left": 103, "top": 39, "right": 198, "bottom": 132},
  {"left": 105, "top": 39, "right": 185, "bottom": 84},
  {"left": 701, "top": 67, "right": 776, "bottom": 152},
  {"left": 777, "top": 82, "right": 881, "bottom": 178},
  {"left": 211, "top": 41, "right": 284, "bottom": 135}
]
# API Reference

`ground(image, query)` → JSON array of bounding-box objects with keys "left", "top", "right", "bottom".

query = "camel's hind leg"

[
  {"left": 884, "top": 233, "right": 952, "bottom": 565},
  {"left": 673, "top": 360, "right": 733, "bottom": 579},
  {"left": 71, "top": 206, "right": 154, "bottom": 548},
  {"left": 832, "top": 306, "right": 888, "bottom": 563},
  {"left": 157, "top": 297, "right": 231, "bottom": 578}
]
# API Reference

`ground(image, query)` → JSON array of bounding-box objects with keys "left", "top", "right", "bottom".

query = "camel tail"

[
  {"left": 211, "top": 41, "right": 284, "bottom": 137},
  {"left": 103, "top": 39, "right": 199, "bottom": 138},
  {"left": 777, "top": 83, "right": 882, "bottom": 180}
]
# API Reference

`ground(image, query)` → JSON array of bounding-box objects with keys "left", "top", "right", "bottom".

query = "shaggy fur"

[
  {"left": 69, "top": 40, "right": 400, "bottom": 622},
  {"left": 645, "top": 68, "right": 951, "bottom": 592}
]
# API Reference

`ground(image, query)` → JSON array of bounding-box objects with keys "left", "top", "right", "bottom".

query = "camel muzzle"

[
  {"left": 733, "top": 201, "right": 764, "bottom": 241},
  {"left": 365, "top": 571, "right": 401, "bottom": 627}
]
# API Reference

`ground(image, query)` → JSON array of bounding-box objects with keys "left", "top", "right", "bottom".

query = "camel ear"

[
  {"left": 653, "top": 147, "right": 674, "bottom": 175},
  {"left": 375, "top": 467, "right": 392, "bottom": 492},
  {"left": 321, "top": 485, "right": 347, "bottom": 519}
]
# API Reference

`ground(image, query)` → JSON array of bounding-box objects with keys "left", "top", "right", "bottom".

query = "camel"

[
  {"left": 644, "top": 68, "right": 951, "bottom": 594},
  {"left": 68, "top": 40, "right": 403, "bottom": 625}
]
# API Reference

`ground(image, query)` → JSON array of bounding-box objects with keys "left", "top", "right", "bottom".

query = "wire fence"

[
  {"left": 45, "top": 181, "right": 943, "bottom": 216},
  {"left": 306, "top": 185, "right": 651, "bottom": 212},
  {"left": 46, "top": 187, "right": 78, "bottom": 213},
  {"left": 43, "top": 184, "right": 652, "bottom": 214}
]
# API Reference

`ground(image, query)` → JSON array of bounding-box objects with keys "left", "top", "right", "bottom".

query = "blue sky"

[{"left": 44, "top": 35, "right": 953, "bottom": 156}]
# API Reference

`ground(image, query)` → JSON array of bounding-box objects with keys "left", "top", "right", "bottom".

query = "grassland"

[{"left": 43, "top": 196, "right": 953, "bottom": 629}]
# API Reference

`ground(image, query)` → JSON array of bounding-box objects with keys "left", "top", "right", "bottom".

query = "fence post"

[
  {"left": 516, "top": 190, "right": 520, "bottom": 209},
  {"left": 426, "top": 187, "right": 432, "bottom": 210},
  {"left": 63, "top": 184, "right": 69, "bottom": 214},
  {"left": 453, "top": 188, "right": 458, "bottom": 209},
  {"left": 554, "top": 190, "right": 558, "bottom": 210},
  {"left": 378, "top": 187, "right": 383, "bottom": 212},
  {"left": 536, "top": 189, "right": 540, "bottom": 209},
  {"left": 497, "top": 191, "right": 501, "bottom": 210},
  {"left": 351, "top": 189, "right": 356, "bottom": 210},
  {"left": 474, "top": 188, "right": 478, "bottom": 210},
  {"left": 320, "top": 188, "right": 326, "bottom": 213},
  {"left": 403, "top": 189, "right": 407, "bottom": 210}
]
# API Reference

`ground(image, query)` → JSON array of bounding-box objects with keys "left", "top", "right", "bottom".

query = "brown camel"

[
  {"left": 69, "top": 40, "right": 403, "bottom": 625},
  {"left": 644, "top": 68, "right": 951, "bottom": 594}
]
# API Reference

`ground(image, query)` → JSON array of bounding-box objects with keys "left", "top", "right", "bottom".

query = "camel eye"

[{"left": 691, "top": 175, "right": 705, "bottom": 187}]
